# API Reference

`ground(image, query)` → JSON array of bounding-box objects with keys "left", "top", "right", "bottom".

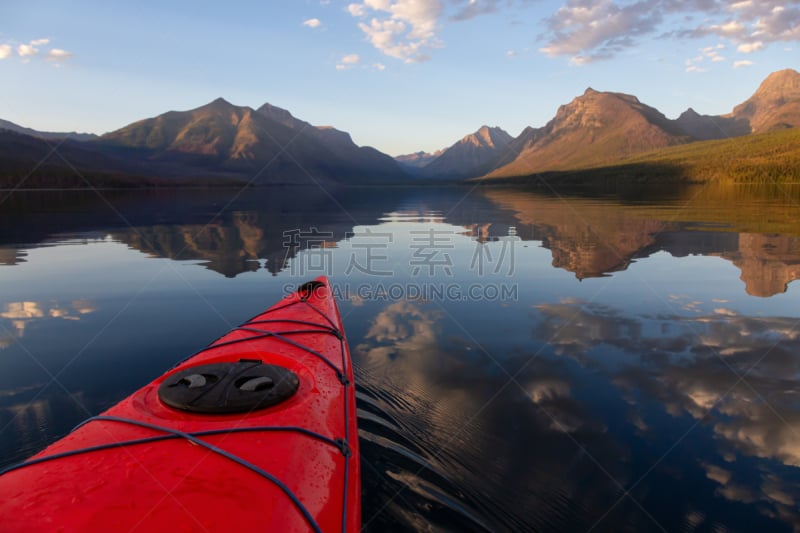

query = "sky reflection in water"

[{"left": 1, "top": 185, "right": 799, "bottom": 531}]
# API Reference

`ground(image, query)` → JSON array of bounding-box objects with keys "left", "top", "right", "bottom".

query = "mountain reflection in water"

[
  {"left": 4, "top": 185, "right": 797, "bottom": 296},
  {"left": 1, "top": 184, "right": 799, "bottom": 531}
]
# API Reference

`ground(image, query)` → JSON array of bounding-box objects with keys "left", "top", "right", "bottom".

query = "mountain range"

[
  {"left": 0, "top": 99, "right": 406, "bottom": 188},
  {"left": 1, "top": 68, "right": 799, "bottom": 187},
  {"left": 99, "top": 98, "right": 406, "bottom": 183},
  {"left": 423, "top": 68, "right": 800, "bottom": 180}
]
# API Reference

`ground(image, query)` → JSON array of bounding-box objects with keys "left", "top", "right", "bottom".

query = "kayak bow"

[{"left": 0, "top": 277, "right": 360, "bottom": 532}]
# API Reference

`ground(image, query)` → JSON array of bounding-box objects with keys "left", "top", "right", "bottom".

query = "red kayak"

[{"left": 0, "top": 277, "right": 360, "bottom": 532}]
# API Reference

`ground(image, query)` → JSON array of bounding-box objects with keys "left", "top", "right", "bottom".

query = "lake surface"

[{"left": 1, "top": 184, "right": 800, "bottom": 531}]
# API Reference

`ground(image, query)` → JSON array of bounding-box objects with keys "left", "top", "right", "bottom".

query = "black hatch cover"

[{"left": 158, "top": 360, "right": 299, "bottom": 414}]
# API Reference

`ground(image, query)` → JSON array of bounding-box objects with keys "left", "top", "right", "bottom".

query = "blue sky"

[{"left": 1, "top": 0, "right": 797, "bottom": 155}]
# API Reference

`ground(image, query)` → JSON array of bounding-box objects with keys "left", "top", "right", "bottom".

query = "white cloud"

[
  {"left": 737, "top": 40, "right": 763, "bottom": 53},
  {"left": 342, "top": 53, "right": 360, "bottom": 64},
  {"left": 2, "top": 37, "right": 71, "bottom": 64},
  {"left": 17, "top": 43, "right": 38, "bottom": 57},
  {"left": 336, "top": 53, "right": 361, "bottom": 70},
  {"left": 5, "top": 39, "right": 74, "bottom": 63},
  {"left": 16, "top": 38, "right": 52, "bottom": 58},
  {"left": 684, "top": 44, "right": 725, "bottom": 72},
  {"left": 690, "top": 44, "right": 725, "bottom": 63},
  {"left": 46, "top": 49, "right": 73, "bottom": 62},
  {"left": 373, "top": 62, "right": 386, "bottom": 70},
  {"left": 365, "top": 0, "right": 392, "bottom": 9},
  {"left": 303, "top": 18, "right": 322, "bottom": 28},
  {"left": 730, "top": 0, "right": 752, "bottom": 9},
  {"left": 348, "top": 0, "right": 443, "bottom": 62},
  {"left": 569, "top": 55, "right": 594, "bottom": 66},
  {"left": 712, "top": 20, "right": 744, "bottom": 35},
  {"left": 348, "top": 3, "right": 366, "bottom": 16},
  {"left": 734, "top": 59, "right": 753, "bottom": 67}
]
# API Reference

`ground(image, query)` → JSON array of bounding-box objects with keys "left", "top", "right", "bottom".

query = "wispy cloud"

[
  {"left": 450, "top": 0, "right": 506, "bottom": 21},
  {"left": 737, "top": 41, "right": 763, "bottom": 53},
  {"left": 348, "top": 3, "right": 365, "bottom": 17},
  {"left": 538, "top": 0, "right": 800, "bottom": 64},
  {"left": 336, "top": 53, "right": 361, "bottom": 70},
  {"left": 734, "top": 59, "right": 753, "bottom": 67},
  {"left": 3, "top": 38, "right": 72, "bottom": 64},
  {"left": 17, "top": 38, "right": 51, "bottom": 58},
  {"left": 342, "top": 53, "right": 360, "bottom": 64},
  {"left": 342, "top": 0, "right": 799, "bottom": 66},
  {"left": 685, "top": 43, "right": 727, "bottom": 71},
  {"left": 451, "top": 0, "right": 535, "bottom": 22},
  {"left": 303, "top": 18, "right": 322, "bottom": 28},
  {"left": 538, "top": 0, "right": 662, "bottom": 63},
  {"left": 17, "top": 44, "right": 39, "bottom": 57},
  {"left": 686, "top": 64, "right": 708, "bottom": 73},
  {"left": 46, "top": 49, "right": 73, "bottom": 62}
]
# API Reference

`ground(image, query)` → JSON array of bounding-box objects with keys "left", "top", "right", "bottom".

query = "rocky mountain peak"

[
  {"left": 205, "top": 97, "right": 235, "bottom": 110},
  {"left": 463, "top": 125, "right": 511, "bottom": 149},
  {"left": 419, "top": 125, "right": 513, "bottom": 179},
  {"left": 733, "top": 68, "right": 800, "bottom": 133},
  {"left": 753, "top": 68, "right": 800, "bottom": 98},
  {"left": 256, "top": 103, "right": 307, "bottom": 129}
]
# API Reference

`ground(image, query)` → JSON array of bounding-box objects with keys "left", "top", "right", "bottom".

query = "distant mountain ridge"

[
  {"left": 419, "top": 126, "right": 513, "bottom": 180},
  {"left": 0, "top": 118, "right": 97, "bottom": 141},
  {"left": 395, "top": 151, "right": 443, "bottom": 169},
  {"left": 673, "top": 108, "right": 749, "bottom": 140}
]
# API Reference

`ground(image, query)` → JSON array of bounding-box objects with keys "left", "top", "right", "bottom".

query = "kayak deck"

[{"left": 0, "top": 278, "right": 359, "bottom": 532}]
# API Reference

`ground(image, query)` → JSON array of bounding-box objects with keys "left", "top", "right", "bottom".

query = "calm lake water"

[{"left": 1, "top": 184, "right": 800, "bottom": 532}]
